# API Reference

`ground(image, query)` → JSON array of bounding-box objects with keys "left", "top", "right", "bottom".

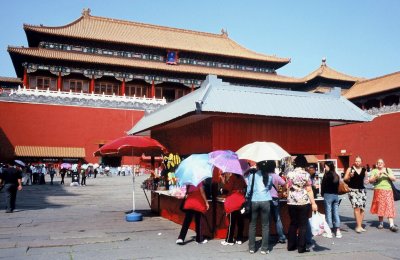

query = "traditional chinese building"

[
  {"left": 331, "top": 71, "right": 400, "bottom": 169},
  {"left": 0, "top": 9, "right": 363, "bottom": 164}
]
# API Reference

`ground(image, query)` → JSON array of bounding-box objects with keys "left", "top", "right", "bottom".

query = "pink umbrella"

[
  {"left": 60, "top": 163, "right": 72, "bottom": 169},
  {"left": 209, "top": 150, "right": 249, "bottom": 175}
]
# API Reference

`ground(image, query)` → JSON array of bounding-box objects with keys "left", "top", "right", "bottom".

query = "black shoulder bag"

[
  {"left": 241, "top": 171, "right": 256, "bottom": 217},
  {"left": 387, "top": 168, "right": 400, "bottom": 201}
]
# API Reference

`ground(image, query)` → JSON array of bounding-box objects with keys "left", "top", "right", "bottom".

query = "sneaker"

[
  {"left": 176, "top": 239, "right": 184, "bottom": 245},
  {"left": 221, "top": 241, "right": 234, "bottom": 246},
  {"left": 390, "top": 225, "right": 399, "bottom": 232},
  {"left": 196, "top": 239, "right": 208, "bottom": 244},
  {"left": 336, "top": 230, "right": 343, "bottom": 238},
  {"left": 378, "top": 223, "right": 384, "bottom": 229},
  {"left": 277, "top": 239, "right": 286, "bottom": 244},
  {"left": 260, "top": 250, "right": 270, "bottom": 254},
  {"left": 236, "top": 240, "right": 242, "bottom": 245},
  {"left": 323, "top": 233, "right": 333, "bottom": 238},
  {"left": 355, "top": 227, "right": 362, "bottom": 233},
  {"left": 249, "top": 250, "right": 255, "bottom": 254}
]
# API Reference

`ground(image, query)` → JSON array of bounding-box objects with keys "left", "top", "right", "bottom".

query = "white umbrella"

[
  {"left": 14, "top": 160, "right": 26, "bottom": 167},
  {"left": 236, "top": 141, "right": 290, "bottom": 162}
]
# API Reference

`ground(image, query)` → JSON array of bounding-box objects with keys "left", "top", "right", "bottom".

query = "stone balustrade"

[{"left": 3, "top": 86, "right": 167, "bottom": 112}]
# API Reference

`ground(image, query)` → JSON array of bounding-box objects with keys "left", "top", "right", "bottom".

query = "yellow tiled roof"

[
  {"left": 302, "top": 61, "right": 363, "bottom": 82},
  {"left": 15, "top": 146, "right": 85, "bottom": 158},
  {"left": 23, "top": 13, "right": 290, "bottom": 64},
  {"left": 8, "top": 47, "right": 301, "bottom": 84},
  {"left": 0, "top": 77, "right": 22, "bottom": 84},
  {"left": 345, "top": 71, "right": 400, "bottom": 99}
]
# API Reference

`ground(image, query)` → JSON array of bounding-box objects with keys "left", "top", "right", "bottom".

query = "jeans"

[
  {"left": 324, "top": 193, "right": 340, "bottom": 228},
  {"left": 249, "top": 201, "right": 270, "bottom": 252},
  {"left": 270, "top": 198, "right": 286, "bottom": 241},
  {"left": 4, "top": 184, "right": 18, "bottom": 212}
]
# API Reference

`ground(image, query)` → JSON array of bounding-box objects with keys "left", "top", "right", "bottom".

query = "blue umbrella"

[{"left": 175, "top": 154, "right": 213, "bottom": 186}]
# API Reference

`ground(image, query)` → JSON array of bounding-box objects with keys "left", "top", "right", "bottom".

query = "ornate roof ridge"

[{"left": 24, "top": 15, "right": 85, "bottom": 31}]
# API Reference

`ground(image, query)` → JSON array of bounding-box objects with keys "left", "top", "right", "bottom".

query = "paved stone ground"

[{"left": 0, "top": 175, "right": 399, "bottom": 260}]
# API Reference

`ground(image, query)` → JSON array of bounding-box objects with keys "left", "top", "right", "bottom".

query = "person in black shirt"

[
  {"left": 344, "top": 156, "right": 368, "bottom": 233},
  {"left": 321, "top": 161, "right": 341, "bottom": 238},
  {"left": 0, "top": 162, "right": 23, "bottom": 213}
]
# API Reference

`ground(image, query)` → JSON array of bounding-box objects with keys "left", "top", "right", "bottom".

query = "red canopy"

[{"left": 94, "top": 136, "right": 167, "bottom": 157}]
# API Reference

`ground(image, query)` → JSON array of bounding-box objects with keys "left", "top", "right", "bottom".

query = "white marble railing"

[
  {"left": 4, "top": 86, "right": 167, "bottom": 112},
  {"left": 10, "top": 86, "right": 167, "bottom": 105},
  {"left": 365, "top": 104, "right": 400, "bottom": 115}
]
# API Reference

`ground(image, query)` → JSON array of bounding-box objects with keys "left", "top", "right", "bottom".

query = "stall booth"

[
  {"left": 150, "top": 190, "right": 325, "bottom": 238},
  {"left": 130, "top": 75, "right": 373, "bottom": 238}
]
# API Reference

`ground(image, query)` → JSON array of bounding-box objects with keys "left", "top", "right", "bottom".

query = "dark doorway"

[{"left": 338, "top": 156, "right": 350, "bottom": 174}]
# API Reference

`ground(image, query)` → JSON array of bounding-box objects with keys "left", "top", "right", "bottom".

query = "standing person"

[
  {"left": 0, "top": 162, "right": 23, "bottom": 213},
  {"left": 94, "top": 168, "right": 98, "bottom": 178},
  {"left": 369, "top": 159, "right": 398, "bottom": 232},
  {"left": 286, "top": 167, "right": 318, "bottom": 253},
  {"left": 344, "top": 156, "right": 368, "bottom": 233},
  {"left": 60, "top": 167, "right": 66, "bottom": 185},
  {"left": 246, "top": 160, "right": 273, "bottom": 255},
  {"left": 269, "top": 161, "right": 287, "bottom": 244},
  {"left": 49, "top": 165, "right": 56, "bottom": 185},
  {"left": 220, "top": 172, "right": 246, "bottom": 245},
  {"left": 81, "top": 168, "right": 87, "bottom": 186},
  {"left": 25, "top": 164, "right": 32, "bottom": 186},
  {"left": 321, "top": 161, "right": 342, "bottom": 238},
  {"left": 176, "top": 182, "right": 209, "bottom": 245}
]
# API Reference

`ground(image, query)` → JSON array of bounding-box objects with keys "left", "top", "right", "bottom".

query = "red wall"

[
  {"left": 331, "top": 112, "right": 400, "bottom": 168},
  {"left": 153, "top": 115, "right": 331, "bottom": 156},
  {"left": 0, "top": 101, "right": 144, "bottom": 163}
]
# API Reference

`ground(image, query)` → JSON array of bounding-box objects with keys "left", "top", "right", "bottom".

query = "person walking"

[
  {"left": 220, "top": 172, "right": 246, "bottom": 245},
  {"left": 246, "top": 160, "right": 273, "bottom": 255},
  {"left": 60, "top": 167, "right": 66, "bottom": 185},
  {"left": 269, "top": 161, "right": 287, "bottom": 244},
  {"left": 369, "top": 159, "right": 398, "bottom": 232},
  {"left": 176, "top": 182, "right": 209, "bottom": 245},
  {"left": 286, "top": 166, "right": 318, "bottom": 253},
  {"left": 321, "top": 161, "right": 342, "bottom": 238},
  {"left": 344, "top": 156, "right": 368, "bottom": 233},
  {"left": 0, "top": 162, "right": 23, "bottom": 213}
]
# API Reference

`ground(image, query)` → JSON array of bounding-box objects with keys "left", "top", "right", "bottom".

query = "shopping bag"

[
  {"left": 309, "top": 211, "right": 332, "bottom": 237},
  {"left": 224, "top": 192, "right": 245, "bottom": 214}
]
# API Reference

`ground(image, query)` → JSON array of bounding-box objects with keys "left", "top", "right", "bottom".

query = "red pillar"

[
  {"left": 120, "top": 78, "right": 126, "bottom": 96},
  {"left": 90, "top": 76, "right": 95, "bottom": 94},
  {"left": 57, "top": 72, "right": 62, "bottom": 91},
  {"left": 151, "top": 80, "right": 155, "bottom": 98},
  {"left": 191, "top": 83, "right": 194, "bottom": 92},
  {"left": 23, "top": 67, "right": 29, "bottom": 89}
]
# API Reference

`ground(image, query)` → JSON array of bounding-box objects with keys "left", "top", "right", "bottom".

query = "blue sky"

[{"left": 1, "top": 0, "right": 399, "bottom": 79}]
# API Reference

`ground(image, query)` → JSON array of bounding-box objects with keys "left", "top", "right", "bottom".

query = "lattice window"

[
  {"left": 126, "top": 85, "right": 144, "bottom": 97},
  {"left": 94, "top": 82, "right": 119, "bottom": 95},
  {"left": 36, "top": 77, "right": 51, "bottom": 90}
]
